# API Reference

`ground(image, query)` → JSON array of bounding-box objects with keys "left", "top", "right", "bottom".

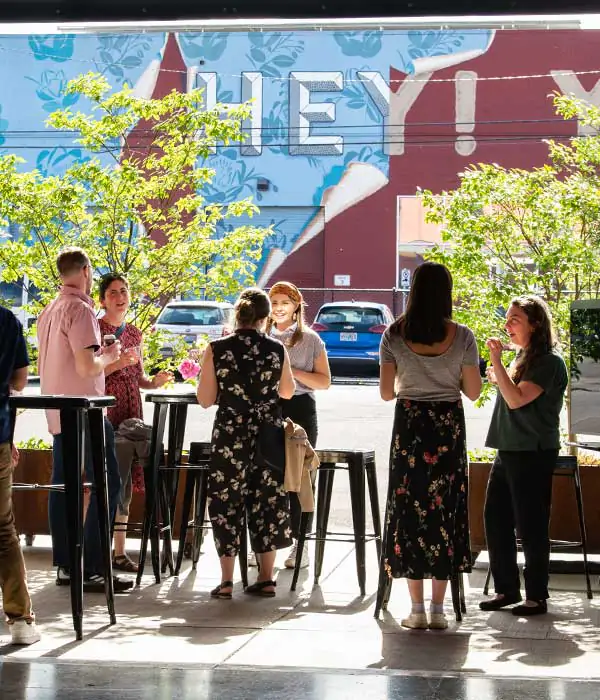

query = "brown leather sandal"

[{"left": 112, "top": 554, "right": 139, "bottom": 573}]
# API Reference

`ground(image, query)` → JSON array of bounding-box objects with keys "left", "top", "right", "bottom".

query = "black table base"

[
  {"left": 137, "top": 391, "right": 196, "bottom": 586},
  {"left": 10, "top": 395, "right": 117, "bottom": 640}
]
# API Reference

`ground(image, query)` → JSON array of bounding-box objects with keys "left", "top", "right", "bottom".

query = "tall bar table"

[
  {"left": 137, "top": 388, "right": 198, "bottom": 586},
  {"left": 9, "top": 394, "right": 116, "bottom": 640}
]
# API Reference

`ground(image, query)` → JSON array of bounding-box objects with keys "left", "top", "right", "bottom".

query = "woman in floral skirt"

[{"left": 379, "top": 262, "right": 482, "bottom": 630}]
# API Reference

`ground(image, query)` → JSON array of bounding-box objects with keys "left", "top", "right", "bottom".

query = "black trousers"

[
  {"left": 484, "top": 449, "right": 557, "bottom": 601},
  {"left": 280, "top": 393, "right": 318, "bottom": 539}
]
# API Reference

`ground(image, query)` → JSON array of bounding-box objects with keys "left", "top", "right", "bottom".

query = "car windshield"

[
  {"left": 0, "top": 281, "right": 23, "bottom": 307},
  {"left": 316, "top": 307, "right": 384, "bottom": 327},
  {"left": 158, "top": 306, "right": 225, "bottom": 326}
]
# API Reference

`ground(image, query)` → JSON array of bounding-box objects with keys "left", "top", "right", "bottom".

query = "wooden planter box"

[
  {"left": 469, "top": 460, "right": 600, "bottom": 554},
  {"left": 12, "top": 449, "right": 53, "bottom": 543},
  {"left": 11, "top": 449, "right": 189, "bottom": 542}
]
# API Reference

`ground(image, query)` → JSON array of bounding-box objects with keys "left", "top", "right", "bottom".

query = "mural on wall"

[
  {"left": 1, "top": 28, "right": 600, "bottom": 290},
  {"left": 0, "top": 28, "right": 493, "bottom": 286}
]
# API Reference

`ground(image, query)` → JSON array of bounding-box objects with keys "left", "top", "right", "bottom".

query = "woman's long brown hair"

[
  {"left": 510, "top": 295, "right": 556, "bottom": 383},
  {"left": 389, "top": 262, "right": 453, "bottom": 344},
  {"left": 266, "top": 281, "right": 306, "bottom": 347}
]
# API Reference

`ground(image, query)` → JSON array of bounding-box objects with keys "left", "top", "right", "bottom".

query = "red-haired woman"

[{"left": 266, "top": 281, "right": 331, "bottom": 569}]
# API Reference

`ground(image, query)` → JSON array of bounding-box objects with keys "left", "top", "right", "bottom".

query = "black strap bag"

[{"left": 255, "top": 420, "right": 286, "bottom": 473}]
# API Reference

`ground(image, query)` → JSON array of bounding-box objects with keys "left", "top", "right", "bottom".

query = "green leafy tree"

[
  {"left": 0, "top": 72, "right": 269, "bottom": 370},
  {"left": 420, "top": 93, "right": 600, "bottom": 403}
]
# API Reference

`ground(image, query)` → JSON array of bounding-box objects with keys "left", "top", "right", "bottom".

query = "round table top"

[{"left": 144, "top": 387, "right": 198, "bottom": 404}]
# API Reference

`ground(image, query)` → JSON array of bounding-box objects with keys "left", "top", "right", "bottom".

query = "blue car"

[{"left": 311, "top": 301, "right": 395, "bottom": 367}]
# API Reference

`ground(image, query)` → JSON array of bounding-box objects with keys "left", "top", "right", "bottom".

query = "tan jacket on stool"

[{"left": 283, "top": 418, "right": 319, "bottom": 512}]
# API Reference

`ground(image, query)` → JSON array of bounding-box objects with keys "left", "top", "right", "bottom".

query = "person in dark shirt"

[
  {"left": 481, "top": 295, "right": 568, "bottom": 617},
  {"left": 0, "top": 305, "right": 40, "bottom": 644}
]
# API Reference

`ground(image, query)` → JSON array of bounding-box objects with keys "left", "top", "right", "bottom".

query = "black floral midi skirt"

[{"left": 384, "top": 398, "right": 472, "bottom": 581}]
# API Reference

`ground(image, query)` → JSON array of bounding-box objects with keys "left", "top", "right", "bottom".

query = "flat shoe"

[
  {"left": 112, "top": 554, "right": 139, "bottom": 573},
  {"left": 84, "top": 574, "right": 133, "bottom": 594},
  {"left": 428, "top": 613, "right": 448, "bottom": 630},
  {"left": 512, "top": 600, "right": 547, "bottom": 617},
  {"left": 211, "top": 581, "right": 233, "bottom": 600},
  {"left": 400, "top": 612, "right": 428, "bottom": 629},
  {"left": 479, "top": 594, "right": 522, "bottom": 611},
  {"left": 244, "top": 580, "right": 276, "bottom": 597}
]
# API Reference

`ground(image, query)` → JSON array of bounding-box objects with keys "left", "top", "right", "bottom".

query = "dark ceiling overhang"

[{"left": 0, "top": 0, "right": 599, "bottom": 21}]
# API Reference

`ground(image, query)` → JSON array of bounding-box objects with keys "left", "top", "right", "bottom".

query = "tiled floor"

[
  {"left": 1, "top": 662, "right": 600, "bottom": 700},
  {"left": 0, "top": 538, "right": 599, "bottom": 698}
]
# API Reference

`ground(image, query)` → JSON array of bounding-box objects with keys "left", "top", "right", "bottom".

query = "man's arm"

[
  {"left": 70, "top": 306, "right": 121, "bottom": 379},
  {"left": 10, "top": 316, "right": 29, "bottom": 392},
  {"left": 74, "top": 344, "right": 120, "bottom": 379},
  {"left": 10, "top": 366, "right": 28, "bottom": 392}
]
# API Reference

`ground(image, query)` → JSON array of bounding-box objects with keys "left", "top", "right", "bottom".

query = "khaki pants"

[{"left": 0, "top": 443, "right": 33, "bottom": 622}]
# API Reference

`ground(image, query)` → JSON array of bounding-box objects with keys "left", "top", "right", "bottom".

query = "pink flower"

[{"left": 178, "top": 359, "right": 201, "bottom": 380}]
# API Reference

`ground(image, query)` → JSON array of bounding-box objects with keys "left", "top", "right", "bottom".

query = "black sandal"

[
  {"left": 211, "top": 581, "right": 233, "bottom": 600},
  {"left": 244, "top": 580, "right": 276, "bottom": 598},
  {"left": 112, "top": 554, "right": 139, "bottom": 573}
]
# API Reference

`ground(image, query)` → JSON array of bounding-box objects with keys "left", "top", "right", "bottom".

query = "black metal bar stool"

[
  {"left": 482, "top": 455, "right": 593, "bottom": 600},
  {"left": 373, "top": 473, "right": 466, "bottom": 622},
  {"left": 174, "top": 441, "right": 248, "bottom": 588},
  {"left": 137, "top": 389, "right": 197, "bottom": 585},
  {"left": 9, "top": 395, "right": 116, "bottom": 640},
  {"left": 290, "top": 449, "right": 382, "bottom": 597}
]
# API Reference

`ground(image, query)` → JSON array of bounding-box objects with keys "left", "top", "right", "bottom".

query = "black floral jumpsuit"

[{"left": 208, "top": 329, "right": 293, "bottom": 557}]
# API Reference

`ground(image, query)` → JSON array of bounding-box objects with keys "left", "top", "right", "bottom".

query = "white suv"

[{"left": 154, "top": 300, "right": 234, "bottom": 356}]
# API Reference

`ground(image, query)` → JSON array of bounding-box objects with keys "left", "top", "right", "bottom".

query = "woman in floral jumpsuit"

[{"left": 197, "top": 287, "right": 296, "bottom": 598}]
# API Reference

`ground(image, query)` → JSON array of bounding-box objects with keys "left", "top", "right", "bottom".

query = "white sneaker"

[
  {"left": 10, "top": 620, "right": 41, "bottom": 645},
  {"left": 400, "top": 612, "right": 428, "bottom": 630},
  {"left": 248, "top": 551, "right": 257, "bottom": 567},
  {"left": 428, "top": 612, "right": 449, "bottom": 630},
  {"left": 284, "top": 542, "right": 309, "bottom": 569}
]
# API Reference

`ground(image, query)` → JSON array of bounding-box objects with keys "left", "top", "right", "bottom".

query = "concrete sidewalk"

[{"left": 1, "top": 536, "right": 598, "bottom": 681}]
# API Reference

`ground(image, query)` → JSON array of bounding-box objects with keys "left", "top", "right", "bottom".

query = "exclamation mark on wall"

[{"left": 455, "top": 70, "right": 477, "bottom": 156}]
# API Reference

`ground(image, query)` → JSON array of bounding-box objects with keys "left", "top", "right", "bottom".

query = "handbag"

[{"left": 255, "top": 420, "right": 286, "bottom": 473}]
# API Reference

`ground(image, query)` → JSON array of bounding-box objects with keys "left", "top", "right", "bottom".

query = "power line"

[
  {"left": 0, "top": 116, "right": 581, "bottom": 135},
  {"left": 0, "top": 132, "right": 589, "bottom": 150}
]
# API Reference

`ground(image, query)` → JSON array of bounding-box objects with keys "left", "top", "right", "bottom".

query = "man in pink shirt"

[{"left": 37, "top": 247, "right": 133, "bottom": 593}]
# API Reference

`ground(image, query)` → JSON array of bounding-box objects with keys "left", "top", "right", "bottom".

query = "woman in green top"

[{"left": 481, "top": 295, "right": 568, "bottom": 617}]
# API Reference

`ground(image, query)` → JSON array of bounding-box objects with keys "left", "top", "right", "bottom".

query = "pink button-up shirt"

[{"left": 37, "top": 286, "right": 104, "bottom": 435}]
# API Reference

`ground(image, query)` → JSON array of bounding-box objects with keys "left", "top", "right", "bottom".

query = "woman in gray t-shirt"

[
  {"left": 379, "top": 262, "right": 482, "bottom": 631},
  {"left": 266, "top": 281, "right": 331, "bottom": 570}
]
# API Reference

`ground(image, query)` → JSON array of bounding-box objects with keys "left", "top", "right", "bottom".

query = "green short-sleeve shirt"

[{"left": 485, "top": 350, "right": 568, "bottom": 451}]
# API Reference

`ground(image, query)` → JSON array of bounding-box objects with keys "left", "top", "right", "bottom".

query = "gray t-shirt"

[
  {"left": 379, "top": 323, "right": 479, "bottom": 402},
  {"left": 270, "top": 324, "right": 326, "bottom": 396}
]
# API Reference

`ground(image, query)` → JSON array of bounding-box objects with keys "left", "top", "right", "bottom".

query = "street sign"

[{"left": 334, "top": 275, "right": 351, "bottom": 287}]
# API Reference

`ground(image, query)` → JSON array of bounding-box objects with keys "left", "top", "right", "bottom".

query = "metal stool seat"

[
  {"left": 483, "top": 455, "right": 593, "bottom": 600},
  {"left": 291, "top": 449, "right": 382, "bottom": 596}
]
